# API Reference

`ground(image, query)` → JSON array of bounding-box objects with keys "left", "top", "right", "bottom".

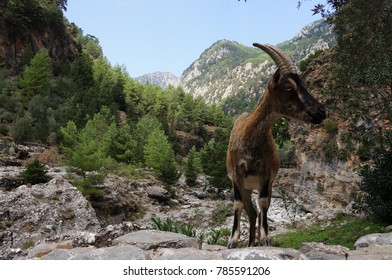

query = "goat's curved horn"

[{"left": 253, "top": 43, "right": 296, "bottom": 74}]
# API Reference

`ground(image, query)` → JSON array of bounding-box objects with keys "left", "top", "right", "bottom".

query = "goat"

[{"left": 226, "top": 43, "right": 326, "bottom": 248}]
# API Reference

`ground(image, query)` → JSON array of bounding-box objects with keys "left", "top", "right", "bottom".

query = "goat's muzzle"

[{"left": 308, "top": 104, "right": 327, "bottom": 124}]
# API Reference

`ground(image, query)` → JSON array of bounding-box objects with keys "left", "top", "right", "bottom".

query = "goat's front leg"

[
  {"left": 228, "top": 183, "right": 243, "bottom": 249},
  {"left": 258, "top": 181, "right": 271, "bottom": 246},
  {"left": 243, "top": 190, "right": 257, "bottom": 247}
]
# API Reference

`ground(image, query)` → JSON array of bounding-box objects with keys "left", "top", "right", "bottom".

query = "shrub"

[
  {"left": 0, "top": 124, "right": 8, "bottom": 135},
  {"left": 323, "top": 119, "right": 339, "bottom": 134},
  {"left": 359, "top": 151, "right": 392, "bottom": 223},
  {"left": 75, "top": 172, "right": 106, "bottom": 201},
  {"left": 323, "top": 140, "right": 339, "bottom": 159},
  {"left": 211, "top": 202, "right": 232, "bottom": 225},
  {"left": 357, "top": 144, "right": 371, "bottom": 161},
  {"left": 20, "top": 159, "right": 50, "bottom": 185},
  {"left": 278, "top": 141, "right": 296, "bottom": 168}
]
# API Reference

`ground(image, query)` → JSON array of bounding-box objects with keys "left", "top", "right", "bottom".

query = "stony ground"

[{"left": 1, "top": 141, "right": 391, "bottom": 260}]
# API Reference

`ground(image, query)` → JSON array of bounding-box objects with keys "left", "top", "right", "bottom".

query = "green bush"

[
  {"left": 20, "top": 159, "right": 50, "bottom": 185},
  {"left": 0, "top": 124, "right": 8, "bottom": 135},
  {"left": 323, "top": 140, "right": 339, "bottom": 159},
  {"left": 357, "top": 144, "right": 371, "bottom": 161},
  {"left": 278, "top": 141, "right": 296, "bottom": 167},
  {"left": 76, "top": 176, "right": 106, "bottom": 201},
  {"left": 323, "top": 119, "right": 339, "bottom": 134},
  {"left": 359, "top": 151, "right": 392, "bottom": 223}
]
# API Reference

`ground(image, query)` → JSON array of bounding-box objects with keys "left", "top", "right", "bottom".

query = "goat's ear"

[{"left": 271, "top": 69, "right": 281, "bottom": 88}]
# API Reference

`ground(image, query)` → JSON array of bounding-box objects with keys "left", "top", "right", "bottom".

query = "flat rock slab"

[
  {"left": 300, "top": 242, "right": 350, "bottom": 257},
  {"left": 112, "top": 230, "right": 202, "bottom": 250},
  {"left": 221, "top": 247, "right": 308, "bottom": 260},
  {"left": 348, "top": 245, "right": 392, "bottom": 260},
  {"left": 152, "top": 247, "right": 224, "bottom": 260},
  {"left": 41, "top": 245, "right": 150, "bottom": 260}
]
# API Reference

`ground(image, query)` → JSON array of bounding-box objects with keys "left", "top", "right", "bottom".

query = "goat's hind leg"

[{"left": 228, "top": 183, "right": 244, "bottom": 249}]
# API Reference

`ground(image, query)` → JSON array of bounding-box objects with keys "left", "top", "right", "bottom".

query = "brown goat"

[{"left": 226, "top": 43, "right": 326, "bottom": 248}]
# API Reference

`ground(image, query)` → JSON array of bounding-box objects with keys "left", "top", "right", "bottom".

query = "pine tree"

[
  {"left": 144, "top": 128, "right": 178, "bottom": 184},
  {"left": 20, "top": 50, "right": 52, "bottom": 104},
  {"left": 185, "top": 146, "right": 201, "bottom": 186}
]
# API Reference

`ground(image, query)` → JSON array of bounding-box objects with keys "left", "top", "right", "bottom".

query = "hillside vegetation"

[{"left": 0, "top": 0, "right": 232, "bottom": 187}]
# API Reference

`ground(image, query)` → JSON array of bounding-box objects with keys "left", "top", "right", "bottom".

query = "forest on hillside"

[
  {"left": 0, "top": 0, "right": 391, "bottom": 222},
  {"left": 0, "top": 0, "right": 232, "bottom": 187}
]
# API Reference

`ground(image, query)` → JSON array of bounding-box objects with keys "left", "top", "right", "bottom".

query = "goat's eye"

[{"left": 285, "top": 87, "right": 293, "bottom": 92}]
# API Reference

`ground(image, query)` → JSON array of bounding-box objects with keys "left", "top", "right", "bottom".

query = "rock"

[
  {"left": 304, "top": 252, "right": 345, "bottom": 260},
  {"left": 41, "top": 245, "right": 151, "bottom": 260},
  {"left": 386, "top": 225, "right": 392, "bottom": 231},
  {"left": 152, "top": 247, "right": 223, "bottom": 260},
  {"left": 299, "top": 242, "right": 349, "bottom": 260},
  {"left": 0, "top": 175, "right": 100, "bottom": 258},
  {"left": 221, "top": 247, "right": 308, "bottom": 260},
  {"left": 192, "top": 190, "right": 207, "bottom": 199},
  {"left": 300, "top": 242, "right": 349, "bottom": 255},
  {"left": 112, "top": 230, "right": 202, "bottom": 250},
  {"left": 146, "top": 186, "right": 171, "bottom": 202},
  {"left": 354, "top": 232, "right": 392, "bottom": 249},
  {"left": 28, "top": 241, "right": 73, "bottom": 259},
  {"left": 347, "top": 245, "right": 392, "bottom": 260},
  {"left": 0, "top": 176, "right": 24, "bottom": 191},
  {"left": 94, "top": 222, "right": 139, "bottom": 247},
  {"left": 91, "top": 174, "right": 143, "bottom": 225}
]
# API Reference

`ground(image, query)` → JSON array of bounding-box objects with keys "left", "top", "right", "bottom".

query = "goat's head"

[{"left": 254, "top": 43, "right": 326, "bottom": 124}]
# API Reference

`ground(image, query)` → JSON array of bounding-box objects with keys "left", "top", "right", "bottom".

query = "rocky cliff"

[{"left": 0, "top": 3, "right": 79, "bottom": 73}]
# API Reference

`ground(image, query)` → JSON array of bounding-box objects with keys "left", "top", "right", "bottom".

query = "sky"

[{"left": 65, "top": 0, "right": 321, "bottom": 78}]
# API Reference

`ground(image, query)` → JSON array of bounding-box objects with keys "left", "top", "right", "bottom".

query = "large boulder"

[
  {"left": 0, "top": 175, "right": 100, "bottom": 259},
  {"left": 354, "top": 232, "right": 392, "bottom": 249}
]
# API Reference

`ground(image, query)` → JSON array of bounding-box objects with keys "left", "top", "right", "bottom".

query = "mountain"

[
  {"left": 180, "top": 19, "right": 336, "bottom": 112},
  {"left": 135, "top": 72, "right": 180, "bottom": 89}
]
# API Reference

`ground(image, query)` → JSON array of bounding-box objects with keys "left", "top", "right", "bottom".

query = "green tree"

[
  {"left": 359, "top": 151, "right": 392, "bottom": 223},
  {"left": 144, "top": 128, "right": 178, "bottom": 184},
  {"left": 60, "top": 108, "right": 115, "bottom": 171},
  {"left": 107, "top": 124, "right": 136, "bottom": 164},
  {"left": 329, "top": 0, "right": 392, "bottom": 156},
  {"left": 134, "top": 115, "right": 162, "bottom": 164},
  {"left": 184, "top": 146, "right": 202, "bottom": 186},
  {"left": 12, "top": 113, "right": 34, "bottom": 143},
  {"left": 201, "top": 127, "right": 231, "bottom": 190},
  {"left": 20, "top": 159, "right": 50, "bottom": 185},
  {"left": 20, "top": 50, "right": 52, "bottom": 104}
]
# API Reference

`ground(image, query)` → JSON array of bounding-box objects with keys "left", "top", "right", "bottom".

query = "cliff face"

[
  {"left": 281, "top": 50, "right": 361, "bottom": 218},
  {"left": 0, "top": 5, "right": 79, "bottom": 73}
]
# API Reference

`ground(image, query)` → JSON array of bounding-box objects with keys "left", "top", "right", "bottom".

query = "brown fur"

[{"left": 226, "top": 68, "right": 326, "bottom": 248}]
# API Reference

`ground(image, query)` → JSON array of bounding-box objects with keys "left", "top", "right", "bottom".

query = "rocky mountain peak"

[
  {"left": 178, "top": 19, "right": 335, "bottom": 107},
  {"left": 135, "top": 72, "right": 180, "bottom": 89}
]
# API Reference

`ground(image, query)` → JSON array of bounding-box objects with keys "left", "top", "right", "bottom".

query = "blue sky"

[{"left": 65, "top": 0, "right": 321, "bottom": 77}]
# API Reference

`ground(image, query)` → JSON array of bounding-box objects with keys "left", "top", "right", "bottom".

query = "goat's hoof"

[{"left": 260, "top": 239, "right": 271, "bottom": 246}]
